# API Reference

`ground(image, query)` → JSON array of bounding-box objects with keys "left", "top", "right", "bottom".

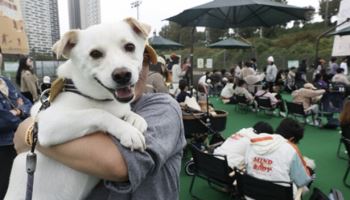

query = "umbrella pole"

[
  {"left": 190, "top": 27, "right": 195, "bottom": 96},
  {"left": 224, "top": 49, "right": 226, "bottom": 68}
]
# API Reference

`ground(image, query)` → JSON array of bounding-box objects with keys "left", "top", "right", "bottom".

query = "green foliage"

[
  {"left": 319, "top": 0, "right": 341, "bottom": 25},
  {"left": 158, "top": 22, "right": 335, "bottom": 72}
]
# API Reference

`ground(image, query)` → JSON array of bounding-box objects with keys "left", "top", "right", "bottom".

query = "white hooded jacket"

[
  {"left": 214, "top": 128, "right": 257, "bottom": 169},
  {"left": 245, "top": 134, "right": 311, "bottom": 187}
]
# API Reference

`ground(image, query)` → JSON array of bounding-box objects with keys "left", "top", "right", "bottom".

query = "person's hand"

[
  {"left": 9, "top": 109, "right": 21, "bottom": 116},
  {"left": 9, "top": 109, "right": 18, "bottom": 116},
  {"left": 17, "top": 98, "right": 24, "bottom": 106},
  {"left": 13, "top": 117, "right": 34, "bottom": 154}
]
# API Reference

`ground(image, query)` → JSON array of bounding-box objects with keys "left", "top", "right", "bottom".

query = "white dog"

[{"left": 5, "top": 17, "right": 153, "bottom": 200}]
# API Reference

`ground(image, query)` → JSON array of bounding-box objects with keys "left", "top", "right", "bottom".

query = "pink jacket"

[{"left": 292, "top": 88, "right": 325, "bottom": 110}]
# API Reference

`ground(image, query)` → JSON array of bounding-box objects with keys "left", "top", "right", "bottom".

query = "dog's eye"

[
  {"left": 124, "top": 43, "right": 135, "bottom": 52},
  {"left": 90, "top": 50, "right": 103, "bottom": 59}
]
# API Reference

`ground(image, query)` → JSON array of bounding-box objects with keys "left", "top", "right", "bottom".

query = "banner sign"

[
  {"left": 332, "top": 0, "right": 350, "bottom": 57},
  {"left": 0, "top": 0, "right": 29, "bottom": 54}
]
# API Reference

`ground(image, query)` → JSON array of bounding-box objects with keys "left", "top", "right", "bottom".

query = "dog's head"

[{"left": 53, "top": 18, "right": 153, "bottom": 103}]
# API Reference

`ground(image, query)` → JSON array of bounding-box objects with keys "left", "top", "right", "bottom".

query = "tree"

[
  {"left": 205, "top": 28, "right": 228, "bottom": 43},
  {"left": 159, "top": 22, "right": 200, "bottom": 47},
  {"left": 319, "top": 0, "right": 341, "bottom": 25}
]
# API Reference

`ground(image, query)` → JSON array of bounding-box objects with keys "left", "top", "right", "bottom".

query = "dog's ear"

[
  {"left": 52, "top": 30, "right": 79, "bottom": 59},
  {"left": 124, "top": 17, "right": 151, "bottom": 39}
]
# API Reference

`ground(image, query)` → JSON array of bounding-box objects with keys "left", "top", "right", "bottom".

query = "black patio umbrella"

[
  {"left": 165, "top": 0, "right": 313, "bottom": 94},
  {"left": 208, "top": 38, "right": 251, "bottom": 49},
  {"left": 208, "top": 38, "right": 252, "bottom": 67},
  {"left": 329, "top": 25, "right": 350, "bottom": 36},
  {"left": 166, "top": 0, "right": 313, "bottom": 29},
  {"left": 148, "top": 35, "right": 184, "bottom": 49}
]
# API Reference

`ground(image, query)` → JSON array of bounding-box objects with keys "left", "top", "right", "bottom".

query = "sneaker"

[
  {"left": 222, "top": 99, "right": 230, "bottom": 104},
  {"left": 279, "top": 112, "right": 287, "bottom": 117}
]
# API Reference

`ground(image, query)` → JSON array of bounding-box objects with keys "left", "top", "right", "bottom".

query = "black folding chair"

[
  {"left": 338, "top": 126, "right": 350, "bottom": 160},
  {"left": 189, "top": 145, "right": 236, "bottom": 200},
  {"left": 236, "top": 172, "right": 293, "bottom": 200},
  {"left": 256, "top": 96, "right": 276, "bottom": 115},
  {"left": 341, "top": 137, "right": 350, "bottom": 188},
  {"left": 286, "top": 101, "right": 313, "bottom": 124},
  {"left": 235, "top": 95, "right": 251, "bottom": 112}
]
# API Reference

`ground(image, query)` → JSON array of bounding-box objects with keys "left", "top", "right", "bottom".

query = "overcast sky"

[{"left": 58, "top": 0, "right": 322, "bottom": 36}]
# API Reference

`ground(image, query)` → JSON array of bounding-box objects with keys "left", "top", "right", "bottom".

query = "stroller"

[{"left": 182, "top": 105, "right": 227, "bottom": 176}]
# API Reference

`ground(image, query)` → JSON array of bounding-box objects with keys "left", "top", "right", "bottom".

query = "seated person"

[
  {"left": 245, "top": 118, "right": 312, "bottom": 193},
  {"left": 332, "top": 68, "right": 350, "bottom": 86},
  {"left": 292, "top": 83, "right": 325, "bottom": 125},
  {"left": 176, "top": 79, "right": 191, "bottom": 103},
  {"left": 313, "top": 73, "right": 328, "bottom": 90},
  {"left": 214, "top": 122, "right": 273, "bottom": 169},
  {"left": 220, "top": 76, "right": 235, "bottom": 104},
  {"left": 255, "top": 84, "right": 279, "bottom": 107},
  {"left": 233, "top": 79, "right": 255, "bottom": 104}
]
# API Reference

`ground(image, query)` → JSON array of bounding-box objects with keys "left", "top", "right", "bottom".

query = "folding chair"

[
  {"left": 235, "top": 95, "right": 251, "bottom": 112},
  {"left": 341, "top": 137, "right": 350, "bottom": 188},
  {"left": 286, "top": 101, "right": 313, "bottom": 124},
  {"left": 236, "top": 172, "right": 293, "bottom": 200},
  {"left": 338, "top": 127, "right": 350, "bottom": 160},
  {"left": 256, "top": 96, "right": 276, "bottom": 115},
  {"left": 189, "top": 145, "right": 236, "bottom": 200}
]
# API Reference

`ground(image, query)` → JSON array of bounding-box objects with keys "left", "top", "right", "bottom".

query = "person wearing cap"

[
  {"left": 145, "top": 56, "right": 169, "bottom": 94},
  {"left": 292, "top": 83, "right": 325, "bottom": 125},
  {"left": 13, "top": 45, "right": 185, "bottom": 200},
  {"left": 40, "top": 76, "right": 51, "bottom": 92},
  {"left": 265, "top": 56, "right": 278, "bottom": 92}
]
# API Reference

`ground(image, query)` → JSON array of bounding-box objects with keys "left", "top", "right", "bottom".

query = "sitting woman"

[
  {"left": 313, "top": 73, "right": 328, "bottom": 90},
  {"left": 233, "top": 79, "right": 254, "bottom": 104},
  {"left": 220, "top": 76, "right": 236, "bottom": 104},
  {"left": 176, "top": 79, "right": 191, "bottom": 103}
]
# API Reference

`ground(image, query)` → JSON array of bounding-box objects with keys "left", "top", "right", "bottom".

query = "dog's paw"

[
  {"left": 124, "top": 113, "right": 148, "bottom": 133},
  {"left": 120, "top": 128, "right": 146, "bottom": 151}
]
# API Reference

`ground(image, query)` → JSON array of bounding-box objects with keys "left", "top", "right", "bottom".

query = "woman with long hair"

[
  {"left": 15, "top": 56, "right": 39, "bottom": 102},
  {"left": 340, "top": 99, "right": 350, "bottom": 138}
]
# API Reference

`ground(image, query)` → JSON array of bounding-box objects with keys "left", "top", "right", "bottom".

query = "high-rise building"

[
  {"left": 68, "top": 0, "right": 101, "bottom": 30},
  {"left": 20, "top": 0, "right": 60, "bottom": 54}
]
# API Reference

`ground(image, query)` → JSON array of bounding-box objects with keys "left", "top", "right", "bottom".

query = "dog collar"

[{"left": 63, "top": 79, "right": 114, "bottom": 102}]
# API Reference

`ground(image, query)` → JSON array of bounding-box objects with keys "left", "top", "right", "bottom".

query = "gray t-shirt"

[{"left": 86, "top": 93, "right": 186, "bottom": 200}]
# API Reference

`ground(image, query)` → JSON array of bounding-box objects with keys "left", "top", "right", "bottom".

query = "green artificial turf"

[{"left": 179, "top": 96, "right": 349, "bottom": 200}]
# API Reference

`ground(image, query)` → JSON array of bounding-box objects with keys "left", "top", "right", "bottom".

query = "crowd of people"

[{"left": 1, "top": 51, "right": 350, "bottom": 199}]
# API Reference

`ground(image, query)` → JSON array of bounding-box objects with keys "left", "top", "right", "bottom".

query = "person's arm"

[
  {"left": 290, "top": 153, "right": 312, "bottom": 187},
  {"left": 304, "top": 89, "right": 325, "bottom": 98},
  {"left": 14, "top": 118, "right": 128, "bottom": 181}
]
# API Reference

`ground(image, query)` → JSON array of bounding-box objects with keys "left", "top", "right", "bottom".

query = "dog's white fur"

[{"left": 5, "top": 18, "right": 151, "bottom": 200}]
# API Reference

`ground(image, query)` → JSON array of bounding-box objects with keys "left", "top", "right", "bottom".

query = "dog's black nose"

[{"left": 112, "top": 68, "right": 132, "bottom": 85}]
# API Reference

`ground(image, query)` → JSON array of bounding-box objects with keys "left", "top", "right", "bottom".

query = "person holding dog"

[
  {"left": 0, "top": 76, "right": 31, "bottom": 199},
  {"left": 13, "top": 46, "right": 186, "bottom": 200}
]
